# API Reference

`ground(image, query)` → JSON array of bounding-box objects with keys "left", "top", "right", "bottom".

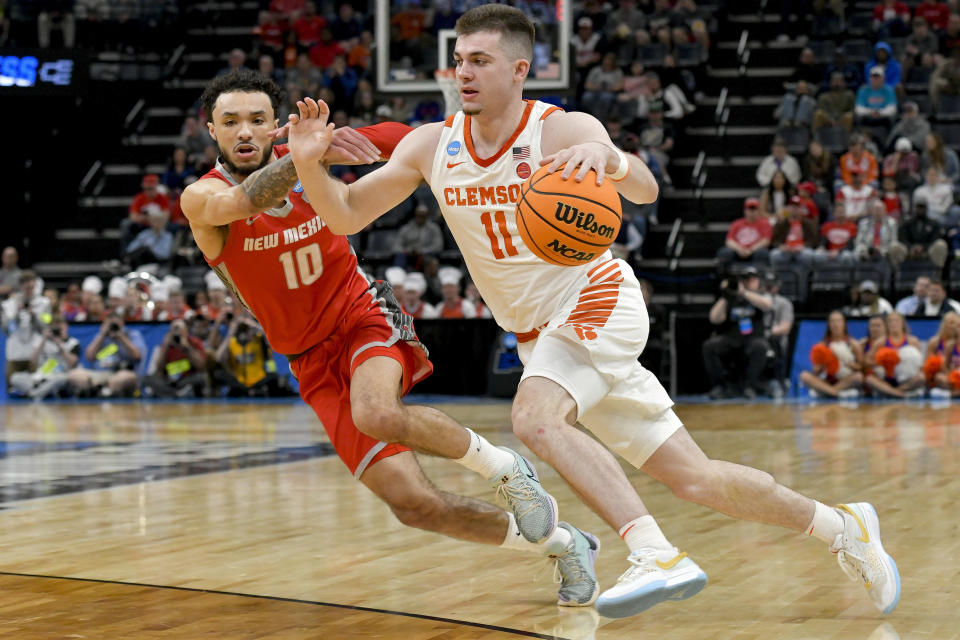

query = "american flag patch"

[{"left": 512, "top": 145, "right": 530, "bottom": 160}]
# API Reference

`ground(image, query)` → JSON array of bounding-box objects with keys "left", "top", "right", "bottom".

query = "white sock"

[
  {"left": 500, "top": 513, "right": 565, "bottom": 553},
  {"left": 620, "top": 515, "right": 673, "bottom": 552},
  {"left": 542, "top": 525, "right": 574, "bottom": 556},
  {"left": 455, "top": 428, "right": 516, "bottom": 480},
  {"left": 806, "top": 501, "right": 845, "bottom": 545}
]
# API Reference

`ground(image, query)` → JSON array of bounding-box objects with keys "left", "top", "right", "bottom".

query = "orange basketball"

[{"left": 516, "top": 165, "right": 622, "bottom": 267}]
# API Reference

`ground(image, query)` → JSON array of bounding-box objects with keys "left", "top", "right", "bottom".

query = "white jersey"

[{"left": 430, "top": 100, "right": 611, "bottom": 333}]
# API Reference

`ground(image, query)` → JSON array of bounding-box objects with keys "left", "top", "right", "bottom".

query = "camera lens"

[{"left": 109, "top": 322, "right": 120, "bottom": 332}]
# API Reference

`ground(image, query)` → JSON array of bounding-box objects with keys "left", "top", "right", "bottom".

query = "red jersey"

[
  {"left": 914, "top": 1, "right": 949, "bottom": 29},
  {"left": 727, "top": 217, "right": 773, "bottom": 250},
  {"left": 820, "top": 220, "right": 858, "bottom": 251},
  {"left": 130, "top": 191, "right": 171, "bottom": 219},
  {"left": 202, "top": 124, "right": 412, "bottom": 355}
]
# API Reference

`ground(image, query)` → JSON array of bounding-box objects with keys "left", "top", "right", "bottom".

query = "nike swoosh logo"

[
  {"left": 245, "top": 217, "right": 257, "bottom": 225},
  {"left": 656, "top": 552, "right": 688, "bottom": 571},
  {"left": 447, "top": 162, "right": 465, "bottom": 168}
]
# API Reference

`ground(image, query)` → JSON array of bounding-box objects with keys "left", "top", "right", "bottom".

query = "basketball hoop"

[{"left": 434, "top": 68, "right": 461, "bottom": 118}]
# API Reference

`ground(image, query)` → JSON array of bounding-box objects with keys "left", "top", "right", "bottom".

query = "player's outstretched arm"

[
  {"left": 540, "top": 110, "right": 659, "bottom": 205},
  {"left": 287, "top": 98, "right": 434, "bottom": 235},
  {"left": 181, "top": 154, "right": 299, "bottom": 228}
]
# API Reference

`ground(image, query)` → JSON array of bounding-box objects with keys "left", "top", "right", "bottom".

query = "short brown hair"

[{"left": 455, "top": 4, "right": 535, "bottom": 63}]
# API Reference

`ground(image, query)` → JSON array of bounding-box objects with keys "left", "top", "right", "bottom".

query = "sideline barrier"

[{"left": 0, "top": 319, "right": 504, "bottom": 401}]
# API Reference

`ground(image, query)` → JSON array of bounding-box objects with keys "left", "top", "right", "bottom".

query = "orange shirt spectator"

[
  {"left": 348, "top": 34, "right": 372, "bottom": 70},
  {"left": 391, "top": 7, "right": 426, "bottom": 41},
  {"left": 839, "top": 147, "right": 879, "bottom": 185}
]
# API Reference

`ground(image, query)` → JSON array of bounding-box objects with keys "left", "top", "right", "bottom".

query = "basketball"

[{"left": 516, "top": 165, "right": 622, "bottom": 267}]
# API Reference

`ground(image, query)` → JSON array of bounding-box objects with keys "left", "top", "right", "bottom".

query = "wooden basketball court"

[{"left": 0, "top": 399, "right": 954, "bottom": 639}]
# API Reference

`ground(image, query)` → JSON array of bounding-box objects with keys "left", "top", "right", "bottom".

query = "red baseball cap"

[
  {"left": 744, "top": 197, "right": 760, "bottom": 209},
  {"left": 797, "top": 181, "right": 816, "bottom": 193}
]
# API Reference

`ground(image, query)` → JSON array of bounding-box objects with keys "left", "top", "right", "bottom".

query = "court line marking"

[{"left": 0, "top": 571, "right": 570, "bottom": 640}]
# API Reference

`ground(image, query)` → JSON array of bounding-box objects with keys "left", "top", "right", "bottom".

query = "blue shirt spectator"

[
  {"left": 856, "top": 68, "right": 898, "bottom": 119},
  {"left": 822, "top": 49, "right": 863, "bottom": 91},
  {"left": 865, "top": 42, "right": 902, "bottom": 88},
  {"left": 126, "top": 226, "right": 174, "bottom": 261}
]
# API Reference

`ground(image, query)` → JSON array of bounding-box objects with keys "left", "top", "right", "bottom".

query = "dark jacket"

[{"left": 898, "top": 214, "right": 943, "bottom": 246}]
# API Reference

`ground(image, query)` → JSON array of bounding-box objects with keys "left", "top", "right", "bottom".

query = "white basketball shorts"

[{"left": 515, "top": 259, "right": 681, "bottom": 468}]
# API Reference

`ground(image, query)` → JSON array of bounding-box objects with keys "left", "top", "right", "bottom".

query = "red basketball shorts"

[{"left": 291, "top": 300, "right": 433, "bottom": 478}]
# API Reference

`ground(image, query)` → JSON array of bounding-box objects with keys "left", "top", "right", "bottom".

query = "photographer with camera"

[
  {"left": 8, "top": 318, "right": 81, "bottom": 398},
  {"left": 67, "top": 312, "right": 146, "bottom": 397},
  {"left": 143, "top": 319, "right": 208, "bottom": 398},
  {"left": 214, "top": 312, "right": 287, "bottom": 397},
  {"left": 702, "top": 267, "right": 774, "bottom": 399}
]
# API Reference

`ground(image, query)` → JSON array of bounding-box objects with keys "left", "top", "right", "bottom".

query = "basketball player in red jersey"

[
  {"left": 178, "top": 69, "right": 600, "bottom": 607},
  {"left": 282, "top": 5, "right": 900, "bottom": 619}
]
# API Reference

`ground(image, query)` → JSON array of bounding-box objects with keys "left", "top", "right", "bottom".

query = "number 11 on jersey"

[{"left": 480, "top": 211, "right": 519, "bottom": 260}]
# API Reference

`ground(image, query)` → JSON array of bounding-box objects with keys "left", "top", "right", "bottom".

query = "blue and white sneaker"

[
  {"left": 492, "top": 447, "right": 558, "bottom": 543},
  {"left": 831, "top": 502, "right": 901, "bottom": 615},
  {"left": 595, "top": 547, "right": 707, "bottom": 618},
  {"left": 546, "top": 522, "right": 601, "bottom": 607}
]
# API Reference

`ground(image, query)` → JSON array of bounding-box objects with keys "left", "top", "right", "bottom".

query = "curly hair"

[{"left": 200, "top": 68, "right": 283, "bottom": 122}]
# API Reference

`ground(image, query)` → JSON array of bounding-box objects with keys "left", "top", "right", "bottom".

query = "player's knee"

[
  {"left": 353, "top": 403, "right": 408, "bottom": 443},
  {"left": 385, "top": 490, "right": 442, "bottom": 530},
  {"left": 510, "top": 401, "right": 541, "bottom": 443}
]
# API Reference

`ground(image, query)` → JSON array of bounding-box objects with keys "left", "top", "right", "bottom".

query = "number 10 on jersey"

[
  {"left": 279, "top": 243, "right": 323, "bottom": 289},
  {"left": 481, "top": 211, "right": 519, "bottom": 260}
]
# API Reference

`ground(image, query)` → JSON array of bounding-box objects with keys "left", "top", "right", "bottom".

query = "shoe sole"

[
  {"left": 595, "top": 569, "right": 708, "bottom": 619},
  {"left": 557, "top": 530, "right": 601, "bottom": 608},
  {"left": 856, "top": 502, "right": 901, "bottom": 615}
]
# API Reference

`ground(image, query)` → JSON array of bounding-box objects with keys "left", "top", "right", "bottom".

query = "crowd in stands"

[
  {"left": 1, "top": 0, "right": 182, "bottom": 51},
  {"left": 1, "top": 239, "right": 497, "bottom": 399},
  {"left": 723, "top": 1, "right": 960, "bottom": 283}
]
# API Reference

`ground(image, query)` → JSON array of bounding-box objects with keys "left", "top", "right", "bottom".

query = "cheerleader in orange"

[
  {"left": 924, "top": 312, "right": 960, "bottom": 392},
  {"left": 801, "top": 311, "right": 864, "bottom": 398},
  {"left": 865, "top": 312, "right": 925, "bottom": 398}
]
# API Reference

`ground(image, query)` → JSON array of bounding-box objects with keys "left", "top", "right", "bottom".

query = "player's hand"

[
  {"left": 324, "top": 126, "right": 381, "bottom": 165},
  {"left": 286, "top": 97, "right": 334, "bottom": 166},
  {"left": 540, "top": 142, "right": 612, "bottom": 185}
]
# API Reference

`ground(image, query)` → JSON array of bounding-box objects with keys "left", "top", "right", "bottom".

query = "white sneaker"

[
  {"left": 831, "top": 503, "right": 901, "bottom": 614},
  {"left": 808, "top": 388, "right": 819, "bottom": 399},
  {"left": 595, "top": 548, "right": 707, "bottom": 618},
  {"left": 903, "top": 388, "right": 925, "bottom": 400},
  {"left": 838, "top": 388, "right": 861, "bottom": 400},
  {"left": 930, "top": 388, "right": 952, "bottom": 400}
]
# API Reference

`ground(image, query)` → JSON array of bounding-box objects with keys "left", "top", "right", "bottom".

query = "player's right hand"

[{"left": 287, "top": 97, "right": 334, "bottom": 166}]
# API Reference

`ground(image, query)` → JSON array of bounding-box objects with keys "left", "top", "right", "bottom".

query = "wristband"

[{"left": 609, "top": 147, "right": 630, "bottom": 182}]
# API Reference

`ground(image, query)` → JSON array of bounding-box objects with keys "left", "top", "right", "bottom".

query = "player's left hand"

[
  {"left": 540, "top": 141, "right": 612, "bottom": 186},
  {"left": 324, "top": 126, "right": 382, "bottom": 164},
  {"left": 286, "top": 97, "right": 334, "bottom": 166}
]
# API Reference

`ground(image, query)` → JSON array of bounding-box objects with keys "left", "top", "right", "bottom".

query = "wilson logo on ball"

[
  {"left": 545, "top": 239, "right": 597, "bottom": 263},
  {"left": 516, "top": 165, "right": 622, "bottom": 267},
  {"left": 553, "top": 202, "right": 617, "bottom": 239}
]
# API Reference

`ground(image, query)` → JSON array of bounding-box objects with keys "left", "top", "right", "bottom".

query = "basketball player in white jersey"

[{"left": 282, "top": 5, "right": 900, "bottom": 619}]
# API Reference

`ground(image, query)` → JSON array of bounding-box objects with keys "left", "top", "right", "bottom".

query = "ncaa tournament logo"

[
  {"left": 293, "top": 181, "right": 304, "bottom": 193},
  {"left": 447, "top": 141, "right": 461, "bottom": 156}
]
